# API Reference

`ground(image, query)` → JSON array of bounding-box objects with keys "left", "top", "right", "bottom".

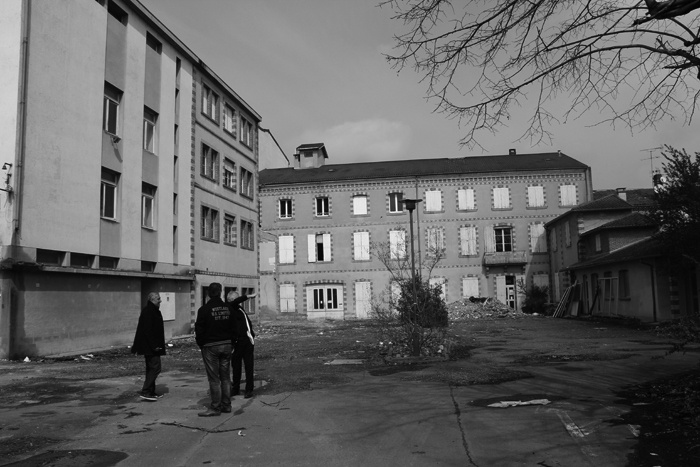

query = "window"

[
  {"left": 527, "top": 186, "right": 545, "bottom": 208},
  {"left": 565, "top": 221, "right": 572, "bottom": 247},
  {"left": 530, "top": 223, "right": 547, "bottom": 253},
  {"left": 389, "top": 230, "right": 406, "bottom": 259},
  {"left": 141, "top": 183, "right": 156, "bottom": 229},
  {"left": 240, "top": 117, "right": 253, "bottom": 146},
  {"left": 240, "top": 168, "right": 254, "bottom": 198},
  {"left": 201, "top": 144, "right": 219, "bottom": 181},
  {"left": 279, "top": 235, "right": 294, "bottom": 263},
  {"left": 619, "top": 270, "right": 630, "bottom": 299},
  {"left": 389, "top": 192, "right": 403, "bottom": 213},
  {"left": 107, "top": 1, "right": 127, "bottom": 24},
  {"left": 242, "top": 287, "right": 256, "bottom": 314},
  {"left": 224, "top": 214, "right": 236, "bottom": 245},
  {"left": 353, "top": 195, "right": 368, "bottom": 215},
  {"left": 99, "top": 256, "right": 119, "bottom": 269},
  {"left": 551, "top": 227, "right": 558, "bottom": 252},
  {"left": 460, "top": 226, "right": 477, "bottom": 255},
  {"left": 308, "top": 285, "right": 343, "bottom": 311},
  {"left": 560, "top": 184, "right": 577, "bottom": 206},
  {"left": 426, "top": 227, "right": 444, "bottom": 254},
  {"left": 493, "top": 187, "right": 510, "bottom": 209},
  {"left": 223, "top": 103, "right": 236, "bottom": 135},
  {"left": 146, "top": 32, "right": 162, "bottom": 53},
  {"left": 315, "top": 197, "right": 329, "bottom": 216},
  {"left": 457, "top": 188, "right": 476, "bottom": 210},
  {"left": 101, "top": 168, "right": 119, "bottom": 220},
  {"left": 37, "top": 249, "right": 64, "bottom": 265},
  {"left": 462, "top": 277, "right": 480, "bottom": 298},
  {"left": 201, "top": 206, "right": 219, "bottom": 241},
  {"left": 307, "top": 233, "right": 331, "bottom": 262},
  {"left": 241, "top": 220, "right": 254, "bottom": 250},
  {"left": 103, "top": 83, "right": 121, "bottom": 136},
  {"left": 494, "top": 227, "right": 512, "bottom": 252},
  {"left": 70, "top": 253, "right": 94, "bottom": 268},
  {"left": 279, "top": 199, "right": 293, "bottom": 219},
  {"left": 425, "top": 190, "right": 442, "bottom": 212},
  {"left": 202, "top": 84, "right": 219, "bottom": 121},
  {"left": 280, "top": 284, "right": 296, "bottom": 313},
  {"left": 595, "top": 234, "right": 602, "bottom": 252},
  {"left": 429, "top": 277, "right": 446, "bottom": 300},
  {"left": 223, "top": 159, "right": 235, "bottom": 189},
  {"left": 143, "top": 108, "right": 158, "bottom": 153},
  {"left": 353, "top": 231, "right": 370, "bottom": 261}
]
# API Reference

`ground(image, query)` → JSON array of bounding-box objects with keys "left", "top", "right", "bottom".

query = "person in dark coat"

[
  {"left": 195, "top": 283, "right": 234, "bottom": 416},
  {"left": 131, "top": 292, "right": 165, "bottom": 401},
  {"left": 227, "top": 290, "right": 257, "bottom": 398}
]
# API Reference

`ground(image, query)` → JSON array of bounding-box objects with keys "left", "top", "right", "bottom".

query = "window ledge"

[
  {"left": 526, "top": 206, "right": 548, "bottom": 210},
  {"left": 201, "top": 237, "right": 219, "bottom": 244},
  {"left": 491, "top": 207, "right": 513, "bottom": 211}
]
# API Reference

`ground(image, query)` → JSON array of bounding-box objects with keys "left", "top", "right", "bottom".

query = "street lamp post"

[
  {"left": 402, "top": 198, "right": 422, "bottom": 356},
  {"left": 401, "top": 198, "right": 422, "bottom": 283}
]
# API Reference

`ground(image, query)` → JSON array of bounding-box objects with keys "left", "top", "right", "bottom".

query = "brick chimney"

[
  {"left": 293, "top": 143, "right": 328, "bottom": 169},
  {"left": 508, "top": 149, "right": 516, "bottom": 156}
]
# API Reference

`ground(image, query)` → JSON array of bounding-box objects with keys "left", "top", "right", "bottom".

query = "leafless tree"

[{"left": 382, "top": 0, "right": 700, "bottom": 148}]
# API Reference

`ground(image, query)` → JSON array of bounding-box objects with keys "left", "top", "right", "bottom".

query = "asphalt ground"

[{"left": 0, "top": 317, "right": 698, "bottom": 466}]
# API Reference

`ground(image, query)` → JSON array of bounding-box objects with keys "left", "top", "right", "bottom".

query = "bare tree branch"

[{"left": 381, "top": 0, "right": 700, "bottom": 147}]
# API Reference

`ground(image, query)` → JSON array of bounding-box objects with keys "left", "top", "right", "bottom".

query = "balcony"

[{"left": 483, "top": 250, "right": 528, "bottom": 266}]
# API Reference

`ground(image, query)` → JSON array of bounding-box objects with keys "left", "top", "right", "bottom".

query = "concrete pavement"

[{"left": 0, "top": 327, "right": 698, "bottom": 466}]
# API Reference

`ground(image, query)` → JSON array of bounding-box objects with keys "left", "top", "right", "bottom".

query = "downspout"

[
  {"left": 414, "top": 177, "right": 421, "bottom": 278},
  {"left": 642, "top": 260, "right": 658, "bottom": 322},
  {"left": 13, "top": 0, "right": 31, "bottom": 245}
]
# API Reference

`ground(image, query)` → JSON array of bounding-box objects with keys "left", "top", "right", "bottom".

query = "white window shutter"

[
  {"left": 306, "top": 287, "right": 314, "bottom": 311},
  {"left": 323, "top": 233, "right": 331, "bottom": 261},
  {"left": 467, "top": 226, "right": 477, "bottom": 255},
  {"left": 466, "top": 189, "right": 475, "bottom": 210},
  {"left": 279, "top": 235, "right": 294, "bottom": 263},
  {"left": 458, "top": 189, "right": 467, "bottom": 210},
  {"left": 353, "top": 196, "right": 367, "bottom": 215},
  {"left": 307, "top": 234, "right": 316, "bottom": 262},
  {"left": 460, "top": 227, "right": 469, "bottom": 255},
  {"left": 485, "top": 225, "right": 496, "bottom": 253},
  {"left": 426, "top": 190, "right": 441, "bottom": 211},
  {"left": 496, "top": 276, "right": 507, "bottom": 303},
  {"left": 462, "top": 277, "right": 479, "bottom": 298}
]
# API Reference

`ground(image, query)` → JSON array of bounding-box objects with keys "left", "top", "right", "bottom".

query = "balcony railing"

[{"left": 483, "top": 250, "right": 528, "bottom": 266}]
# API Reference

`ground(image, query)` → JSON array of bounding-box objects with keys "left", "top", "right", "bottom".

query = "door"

[
  {"left": 355, "top": 281, "right": 371, "bottom": 319},
  {"left": 496, "top": 275, "right": 517, "bottom": 309}
]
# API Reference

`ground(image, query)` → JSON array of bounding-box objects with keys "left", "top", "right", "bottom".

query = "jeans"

[
  {"left": 141, "top": 355, "right": 161, "bottom": 395},
  {"left": 232, "top": 338, "right": 254, "bottom": 393},
  {"left": 202, "top": 343, "right": 232, "bottom": 411}
]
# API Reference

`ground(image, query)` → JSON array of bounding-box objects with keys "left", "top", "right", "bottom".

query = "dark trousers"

[
  {"left": 141, "top": 354, "right": 161, "bottom": 395},
  {"left": 232, "top": 338, "right": 254, "bottom": 393},
  {"left": 202, "top": 343, "right": 232, "bottom": 411}
]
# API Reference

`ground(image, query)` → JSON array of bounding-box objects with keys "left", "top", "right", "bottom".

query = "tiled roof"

[
  {"left": 259, "top": 152, "right": 589, "bottom": 186},
  {"left": 580, "top": 212, "right": 656, "bottom": 237},
  {"left": 568, "top": 237, "right": 662, "bottom": 270},
  {"left": 593, "top": 188, "right": 656, "bottom": 208},
  {"left": 545, "top": 194, "right": 633, "bottom": 227}
]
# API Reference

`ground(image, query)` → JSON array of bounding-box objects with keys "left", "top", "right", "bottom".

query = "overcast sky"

[{"left": 140, "top": 0, "right": 698, "bottom": 190}]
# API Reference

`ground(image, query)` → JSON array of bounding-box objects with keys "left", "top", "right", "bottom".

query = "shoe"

[
  {"left": 244, "top": 391, "right": 253, "bottom": 399},
  {"left": 221, "top": 406, "right": 232, "bottom": 413},
  {"left": 231, "top": 385, "right": 240, "bottom": 396},
  {"left": 198, "top": 408, "right": 221, "bottom": 417},
  {"left": 139, "top": 394, "right": 157, "bottom": 402},
  {"left": 150, "top": 393, "right": 164, "bottom": 399}
]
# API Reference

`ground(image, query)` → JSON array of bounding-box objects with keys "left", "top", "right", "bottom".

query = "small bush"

[{"left": 519, "top": 282, "right": 550, "bottom": 315}]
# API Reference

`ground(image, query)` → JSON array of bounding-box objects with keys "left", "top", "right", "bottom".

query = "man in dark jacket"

[
  {"left": 131, "top": 292, "right": 165, "bottom": 402},
  {"left": 195, "top": 282, "right": 233, "bottom": 416},
  {"left": 227, "top": 290, "right": 257, "bottom": 399}
]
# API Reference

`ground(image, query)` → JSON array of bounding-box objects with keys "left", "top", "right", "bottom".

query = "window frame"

[
  {"left": 240, "top": 167, "right": 254, "bottom": 199},
  {"left": 389, "top": 192, "right": 404, "bottom": 213},
  {"left": 223, "top": 103, "right": 236, "bottom": 136},
  {"left": 280, "top": 283, "right": 296, "bottom": 313},
  {"left": 143, "top": 108, "right": 158, "bottom": 153},
  {"left": 279, "top": 199, "right": 293, "bottom": 219},
  {"left": 223, "top": 159, "right": 235, "bottom": 190},
  {"left": 560, "top": 184, "right": 577, "bottom": 207},
  {"left": 223, "top": 213, "right": 236, "bottom": 246},
  {"left": 279, "top": 235, "right": 295, "bottom": 264},
  {"left": 240, "top": 219, "right": 255, "bottom": 250},
  {"left": 493, "top": 187, "right": 511, "bottom": 209},
  {"left": 202, "top": 84, "right": 219, "bottom": 122},
  {"left": 101, "top": 169, "right": 119, "bottom": 221},
  {"left": 353, "top": 195, "right": 368, "bottom": 216},
  {"left": 527, "top": 186, "right": 545, "bottom": 208},
  {"left": 460, "top": 226, "right": 477, "bottom": 256},
  {"left": 201, "top": 144, "right": 219, "bottom": 182},
  {"left": 315, "top": 196, "right": 330, "bottom": 217},
  {"left": 494, "top": 226, "right": 513, "bottom": 252},
  {"left": 389, "top": 229, "right": 407, "bottom": 259},
  {"left": 240, "top": 116, "right": 253, "bottom": 147},
  {"left": 201, "top": 205, "right": 219, "bottom": 242},
  {"left": 353, "top": 231, "right": 370, "bottom": 261},
  {"left": 425, "top": 189, "right": 442, "bottom": 212},
  {"left": 457, "top": 188, "right": 476, "bottom": 211},
  {"left": 308, "top": 285, "right": 342, "bottom": 311},
  {"left": 103, "top": 83, "right": 121, "bottom": 136},
  {"left": 141, "top": 183, "right": 157, "bottom": 229}
]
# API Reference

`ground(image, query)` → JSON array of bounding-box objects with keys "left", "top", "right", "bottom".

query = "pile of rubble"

[{"left": 447, "top": 297, "right": 528, "bottom": 320}]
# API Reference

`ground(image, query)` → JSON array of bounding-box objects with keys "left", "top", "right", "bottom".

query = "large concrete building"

[
  {"left": 258, "top": 144, "right": 592, "bottom": 320},
  {"left": 0, "top": 0, "right": 261, "bottom": 358}
]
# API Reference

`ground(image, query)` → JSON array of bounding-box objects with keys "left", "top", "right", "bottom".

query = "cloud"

[{"left": 299, "top": 119, "right": 412, "bottom": 163}]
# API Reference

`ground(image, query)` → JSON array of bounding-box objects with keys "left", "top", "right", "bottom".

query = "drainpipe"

[
  {"left": 13, "top": 0, "right": 31, "bottom": 245},
  {"left": 414, "top": 177, "right": 421, "bottom": 278},
  {"left": 642, "top": 260, "right": 657, "bottom": 322}
]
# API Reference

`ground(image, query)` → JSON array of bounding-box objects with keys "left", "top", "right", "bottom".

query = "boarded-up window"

[
  {"left": 527, "top": 186, "right": 545, "bottom": 207},
  {"left": 280, "top": 284, "right": 295, "bottom": 312},
  {"left": 460, "top": 226, "right": 477, "bottom": 255},
  {"left": 279, "top": 235, "right": 294, "bottom": 264},
  {"left": 462, "top": 277, "right": 480, "bottom": 298},
  {"left": 353, "top": 231, "right": 370, "bottom": 261},
  {"left": 457, "top": 188, "right": 475, "bottom": 210},
  {"left": 560, "top": 185, "right": 577, "bottom": 206},
  {"left": 425, "top": 190, "right": 442, "bottom": 212},
  {"left": 493, "top": 187, "right": 510, "bottom": 209}
]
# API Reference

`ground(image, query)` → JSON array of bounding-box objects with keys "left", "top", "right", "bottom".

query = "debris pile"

[{"left": 447, "top": 297, "right": 528, "bottom": 320}]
